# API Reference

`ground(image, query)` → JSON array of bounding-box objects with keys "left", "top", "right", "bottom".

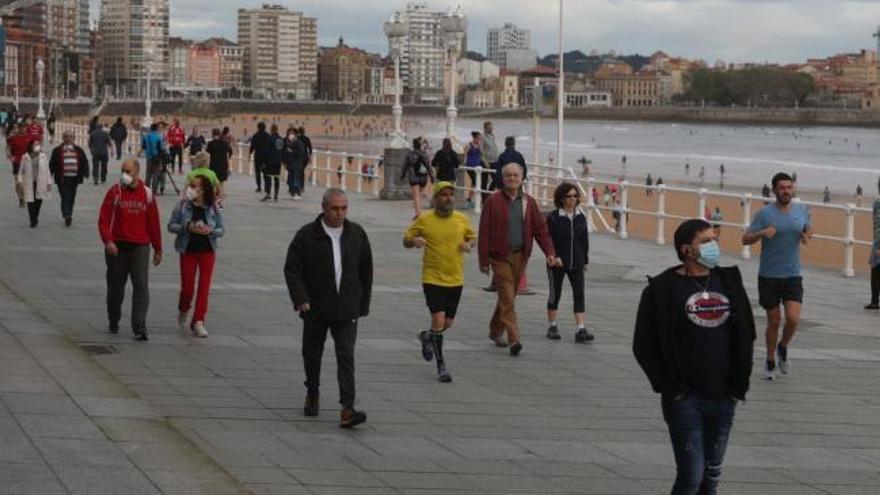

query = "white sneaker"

[
  {"left": 192, "top": 321, "right": 208, "bottom": 338},
  {"left": 777, "top": 344, "right": 790, "bottom": 375},
  {"left": 763, "top": 359, "right": 776, "bottom": 381},
  {"left": 177, "top": 312, "right": 188, "bottom": 330}
]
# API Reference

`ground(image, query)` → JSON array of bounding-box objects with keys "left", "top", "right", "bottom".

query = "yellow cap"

[{"left": 433, "top": 181, "right": 455, "bottom": 197}]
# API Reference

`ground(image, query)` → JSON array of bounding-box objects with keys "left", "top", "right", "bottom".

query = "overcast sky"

[{"left": 91, "top": 0, "right": 880, "bottom": 64}]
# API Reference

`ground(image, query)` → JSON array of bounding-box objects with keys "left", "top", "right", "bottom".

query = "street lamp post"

[
  {"left": 36, "top": 58, "right": 45, "bottom": 119},
  {"left": 441, "top": 6, "right": 466, "bottom": 151},
  {"left": 556, "top": 0, "right": 564, "bottom": 169},
  {"left": 383, "top": 13, "right": 408, "bottom": 149},
  {"left": 143, "top": 47, "right": 153, "bottom": 128}
]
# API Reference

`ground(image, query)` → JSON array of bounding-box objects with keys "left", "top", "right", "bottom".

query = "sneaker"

[
  {"left": 255, "top": 188, "right": 262, "bottom": 193},
  {"left": 418, "top": 330, "right": 434, "bottom": 361},
  {"left": 64, "top": 217, "right": 72, "bottom": 227},
  {"left": 438, "top": 365, "right": 452, "bottom": 383},
  {"left": 260, "top": 195, "right": 270, "bottom": 202},
  {"left": 303, "top": 393, "right": 319, "bottom": 417},
  {"left": 517, "top": 288, "right": 536, "bottom": 296},
  {"left": 509, "top": 341, "right": 523, "bottom": 357},
  {"left": 192, "top": 321, "right": 208, "bottom": 338},
  {"left": 133, "top": 331, "right": 149, "bottom": 342},
  {"left": 482, "top": 285, "right": 498, "bottom": 292},
  {"left": 108, "top": 322, "right": 119, "bottom": 334},
  {"left": 763, "top": 359, "right": 776, "bottom": 381},
  {"left": 340, "top": 407, "right": 367, "bottom": 428},
  {"left": 777, "top": 344, "right": 789, "bottom": 374},
  {"left": 546, "top": 325, "right": 561, "bottom": 340},
  {"left": 865, "top": 303, "right": 880, "bottom": 310},
  {"left": 490, "top": 335, "right": 509, "bottom": 347},
  {"left": 177, "top": 311, "right": 188, "bottom": 330},
  {"left": 574, "top": 328, "right": 595, "bottom": 344}
]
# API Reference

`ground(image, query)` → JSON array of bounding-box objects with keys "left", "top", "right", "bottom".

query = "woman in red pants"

[{"left": 167, "top": 175, "right": 225, "bottom": 337}]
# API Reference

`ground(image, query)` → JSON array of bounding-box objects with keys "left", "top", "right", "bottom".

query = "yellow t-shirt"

[{"left": 403, "top": 210, "right": 477, "bottom": 287}]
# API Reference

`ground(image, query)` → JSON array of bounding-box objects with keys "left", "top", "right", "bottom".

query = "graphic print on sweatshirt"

[{"left": 685, "top": 291, "right": 731, "bottom": 328}]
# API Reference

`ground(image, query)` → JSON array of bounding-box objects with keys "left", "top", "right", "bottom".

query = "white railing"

[{"left": 54, "top": 122, "right": 874, "bottom": 277}]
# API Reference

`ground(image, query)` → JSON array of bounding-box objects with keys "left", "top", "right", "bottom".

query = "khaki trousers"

[{"left": 489, "top": 250, "right": 526, "bottom": 344}]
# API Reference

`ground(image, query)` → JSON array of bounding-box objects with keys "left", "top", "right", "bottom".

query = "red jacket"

[
  {"left": 98, "top": 182, "right": 162, "bottom": 253},
  {"left": 26, "top": 123, "right": 43, "bottom": 144},
  {"left": 478, "top": 189, "right": 555, "bottom": 269},
  {"left": 166, "top": 125, "right": 185, "bottom": 147},
  {"left": 6, "top": 134, "right": 32, "bottom": 165}
]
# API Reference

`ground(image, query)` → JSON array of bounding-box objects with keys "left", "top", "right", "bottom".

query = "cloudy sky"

[{"left": 91, "top": 0, "right": 880, "bottom": 64}]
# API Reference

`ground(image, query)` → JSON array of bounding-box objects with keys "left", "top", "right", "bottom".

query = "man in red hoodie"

[
  {"left": 7, "top": 124, "right": 33, "bottom": 207},
  {"left": 98, "top": 158, "right": 162, "bottom": 341},
  {"left": 478, "top": 162, "right": 561, "bottom": 356},
  {"left": 25, "top": 115, "right": 43, "bottom": 144},
  {"left": 166, "top": 118, "right": 186, "bottom": 174}
]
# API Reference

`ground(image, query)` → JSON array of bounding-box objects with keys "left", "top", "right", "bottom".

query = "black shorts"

[
  {"left": 423, "top": 284, "right": 463, "bottom": 318},
  {"left": 758, "top": 276, "right": 803, "bottom": 309},
  {"left": 409, "top": 176, "right": 428, "bottom": 188}
]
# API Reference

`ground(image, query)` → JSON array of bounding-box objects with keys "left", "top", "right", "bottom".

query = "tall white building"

[
  {"left": 168, "top": 37, "right": 192, "bottom": 86},
  {"left": 237, "top": 4, "right": 317, "bottom": 99},
  {"left": 99, "top": 0, "right": 169, "bottom": 97},
  {"left": 392, "top": 2, "right": 453, "bottom": 103},
  {"left": 487, "top": 22, "right": 536, "bottom": 72}
]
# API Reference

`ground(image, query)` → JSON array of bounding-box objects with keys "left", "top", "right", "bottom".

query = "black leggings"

[
  {"left": 871, "top": 265, "right": 880, "bottom": 305},
  {"left": 546, "top": 266, "right": 585, "bottom": 313}
]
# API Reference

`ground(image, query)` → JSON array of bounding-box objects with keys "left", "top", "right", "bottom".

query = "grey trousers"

[{"left": 105, "top": 244, "right": 150, "bottom": 334}]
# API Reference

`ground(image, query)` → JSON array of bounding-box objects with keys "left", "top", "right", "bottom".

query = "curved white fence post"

[
  {"left": 475, "top": 169, "right": 483, "bottom": 214},
  {"left": 844, "top": 203, "right": 856, "bottom": 277},
  {"left": 698, "top": 188, "right": 707, "bottom": 219},
  {"left": 373, "top": 165, "right": 381, "bottom": 197},
  {"left": 740, "top": 193, "right": 752, "bottom": 260},
  {"left": 656, "top": 184, "right": 666, "bottom": 245},
  {"left": 340, "top": 155, "right": 348, "bottom": 191},
  {"left": 237, "top": 144, "right": 244, "bottom": 174},
  {"left": 325, "top": 153, "right": 332, "bottom": 188},
  {"left": 355, "top": 154, "right": 363, "bottom": 194},
  {"left": 247, "top": 150, "right": 254, "bottom": 176},
  {"left": 619, "top": 181, "right": 629, "bottom": 240}
]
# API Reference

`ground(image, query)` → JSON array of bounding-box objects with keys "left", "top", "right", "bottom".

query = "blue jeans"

[
  {"left": 58, "top": 181, "right": 78, "bottom": 219},
  {"left": 662, "top": 394, "right": 736, "bottom": 495}
]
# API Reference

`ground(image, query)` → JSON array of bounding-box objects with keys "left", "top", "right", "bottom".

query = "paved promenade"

[{"left": 1, "top": 155, "right": 880, "bottom": 494}]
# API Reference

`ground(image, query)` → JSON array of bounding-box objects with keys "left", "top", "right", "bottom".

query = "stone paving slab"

[{"left": 2, "top": 151, "right": 880, "bottom": 493}]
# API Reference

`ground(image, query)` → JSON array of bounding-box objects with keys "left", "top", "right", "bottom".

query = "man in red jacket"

[
  {"left": 7, "top": 124, "right": 33, "bottom": 207},
  {"left": 478, "top": 162, "right": 561, "bottom": 356},
  {"left": 25, "top": 116, "right": 43, "bottom": 144},
  {"left": 98, "top": 158, "right": 162, "bottom": 340},
  {"left": 166, "top": 118, "right": 186, "bottom": 174}
]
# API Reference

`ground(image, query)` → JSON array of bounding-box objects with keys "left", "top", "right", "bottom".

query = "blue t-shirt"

[
  {"left": 141, "top": 132, "right": 164, "bottom": 160},
  {"left": 749, "top": 202, "right": 811, "bottom": 278}
]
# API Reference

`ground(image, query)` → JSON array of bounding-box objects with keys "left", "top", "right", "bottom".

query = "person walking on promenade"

[
  {"left": 186, "top": 151, "right": 219, "bottom": 191},
  {"left": 168, "top": 174, "right": 224, "bottom": 338},
  {"left": 495, "top": 136, "right": 526, "bottom": 189},
  {"left": 634, "top": 218, "right": 755, "bottom": 495},
  {"left": 7, "top": 123, "right": 33, "bottom": 207},
  {"left": 742, "top": 172, "right": 812, "bottom": 381},
  {"left": 25, "top": 115, "right": 43, "bottom": 145},
  {"left": 479, "top": 163, "right": 561, "bottom": 356},
  {"left": 141, "top": 123, "right": 165, "bottom": 194},
  {"left": 823, "top": 186, "right": 831, "bottom": 204},
  {"left": 206, "top": 129, "right": 232, "bottom": 205},
  {"left": 698, "top": 165, "right": 705, "bottom": 186},
  {"left": 18, "top": 140, "right": 51, "bottom": 228},
  {"left": 89, "top": 121, "right": 112, "bottom": 185},
  {"left": 46, "top": 112, "right": 55, "bottom": 143},
  {"left": 98, "top": 158, "right": 162, "bottom": 340},
  {"left": 284, "top": 188, "right": 373, "bottom": 428},
  {"left": 260, "top": 124, "right": 284, "bottom": 203},
  {"left": 719, "top": 163, "right": 726, "bottom": 189},
  {"left": 646, "top": 174, "right": 654, "bottom": 196},
  {"left": 185, "top": 127, "right": 206, "bottom": 165},
  {"left": 866, "top": 187, "right": 880, "bottom": 310},
  {"left": 684, "top": 159, "right": 690, "bottom": 176},
  {"left": 49, "top": 130, "right": 89, "bottom": 227},
  {"left": 431, "top": 138, "right": 459, "bottom": 183},
  {"left": 282, "top": 127, "right": 306, "bottom": 199},
  {"left": 464, "top": 132, "right": 483, "bottom": 208},
  {"left": 249, "top": 122, "right": 272, "bottom": 194},
  {"left": 481, "top": 121, "right": 499, "bottom": 193},
  {"left": 110, "top": 117, "right": 128, "bottom": 161},
  {"left": 856, "top": 184, "right": 863, "bottom": 207},
  {"left": 545, "top": 182, "right": 593, "bottom": 343},
  {"left": 400, "top": 138, "right": 434, "bottom": 220},
  {"left": 166, "top": 118, "right": 186, "bottom": 174},
  {"left": 404, "top": 182, "right": 476, "bottom": 383}
]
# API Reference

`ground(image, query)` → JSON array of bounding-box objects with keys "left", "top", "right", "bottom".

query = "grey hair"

[
  {"left": 501, "top": 162, "right": 524, "bottom": 174},
  {"left": 322, "top": 187, "right": 347, "bottom": 206}
]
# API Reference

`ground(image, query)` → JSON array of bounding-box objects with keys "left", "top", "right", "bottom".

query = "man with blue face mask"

[{"left": 634, "top": 219, "right": 755, "bottom": 495}]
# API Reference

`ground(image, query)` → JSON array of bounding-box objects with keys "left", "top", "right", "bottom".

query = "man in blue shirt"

[
  {"left": 141, "top": 124, "right": 166, "bottom": 193},
  {"left": 742, "top": 172, "right": 812, "bottom": 381}
]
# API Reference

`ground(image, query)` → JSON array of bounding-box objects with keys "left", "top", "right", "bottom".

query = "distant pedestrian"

[
  {"left": 656, "top": 177, "right": 664, "bottom": 187},
  {"left": 297, "top": 127, "right": 312, "bottom": 192},
  {"left": 186, "top": 151, "right": 219, "bottom": 190},
  {"left": 545, "top": 182, "right": 593, "bottom": 343},
  {"left": 206, "top": 128, "right": 233, "bottom": 204},
  {"left": 260, "top": 124, "right": 284, "bottom": 202},
  {"left": 166, "top": 119, "right": 186, "bottom": 174},
  {"left": 109, "top": 117, "right": 128, "bottom": 160},
  {"left": 98, "top": 158, "right": 162, "bottom": 340},
  {"left": 17, "top": 140, "right": 51, "bottom": 228},
  {"left": 185, "top": 127, "right": 206, "bottom": 164},
  {"left": 46, "top": 112, "right": 56, "bottom": 142},
  {"left": 431, "top": 137, "right": 460, "bottom": 183},
  {"left": 684, "top": 159, "right": 690, "bottom": 175},
  {"left": 249, "top": 122, "right": 271, "bottom": 194},
  {"left": 89, "top": 121, "right": 112, "bottom": 185},
  {"left": 856, "top": 185, "right": 864, "bottom": 207},
  {"left": 282, "top": 127, "right": 306, "bottom": 198},
  {"left": 284, "top": 188, "right": 373, "bottom": 428},
  {"left": 481, "top": 121, "right": 499, "bottom": 192},
  {"left": 404, "top": 182, "right": 476, "bottom": 383},
  {"left": 823, "top": 186, "right": 831, "bottom": 204},
  {"left": 7, "top": 123, "right": 32, "bottom": 207},
  {"left": 400, "top": 138, "right": 434, "bottom": 220},
  {"left": 711, "top": 206, "right": 724, "bottom": 238},
  {"left": 646, "top": 174, "right": 653, "bottom": 196},
  {"left": 866, "top": 186, "right": 880, "bottom": 310},
  {"left": 140, "top": 123, "right": 165, "bottom": 194},
  {"left": 761, "top": 183, "right": 771, "bottom": 203},
  {"left": 49, "top": 130, "right": 89, "bottom": 227},
  {"left": 495, "top": 136, "right": 526, "bottom": 188},
  {"left": 464, "top": 131, "right": 483, "bottom": 208},
  {"left": 634, "top": 219, "right": 755, "bottom": 495},
  {"left": 698, "top": 165, "right": 705, "bottom": 186},
  {"left": 168, "top": 174, "right": 224, "bottom": 338}
]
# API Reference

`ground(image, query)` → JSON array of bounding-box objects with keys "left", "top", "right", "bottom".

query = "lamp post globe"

[
  {"left": 35, "top": 58, "right": 46, "bottom": 120},
  {"left": 441, "top": 6, "right": 466, "bottom": 150},
  {"left": 143, "top": 47, "right": 154, "bottom": 128},
  {"left": 384, "top": 14, "right": 408, "bottom": 149}
]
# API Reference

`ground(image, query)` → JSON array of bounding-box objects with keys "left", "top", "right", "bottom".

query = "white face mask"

[
  {"left": 32, "top": 145, "right": 41, "bottom": 154},
  {"left": 120, "top": 172, "right": 134, "bottom": 186},
  {"left": 185, "top": 187, "right": 199, "bottom": 201}
]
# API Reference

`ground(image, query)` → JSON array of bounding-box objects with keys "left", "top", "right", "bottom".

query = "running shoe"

[
  {"left": 763, "top": 359, "right": 776, "bottom": 381},
  {"left": 777, "top": 344, "right": 789, "bottom": 375},
  {"left": 509, "top": 341, "right": 523, "bottom": 357},
  {"left": 438, "top": 365, "right": 452, "bottom": 383},
  {"left": 574, "top": 328, "right": 595, "bottom": 344},
  {"left": 418, "top": 330, "right": 434, "bottom": 361},
  {"left": 546, "top": 325, "right": 561, "bottom": 340}
]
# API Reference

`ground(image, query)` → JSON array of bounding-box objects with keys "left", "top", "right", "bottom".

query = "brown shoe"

[
  {"left": 340, "top": 407, "right": 367, "bottom": 428},
  {"left": 490, "top": 335, "right": 508, "bottom": 347},
  {"left": 303, "top": 393, "right": 319, "bottom": 417}
]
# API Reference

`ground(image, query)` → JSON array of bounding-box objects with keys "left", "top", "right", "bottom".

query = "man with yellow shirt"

[{"left": 404, "top": 182, "right": 477, "bottom": 383}]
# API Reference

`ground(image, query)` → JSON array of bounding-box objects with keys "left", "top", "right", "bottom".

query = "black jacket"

[
  {"left": 282, "top": 137, "right": 306, "bottom": 168},
  {"left": 432, "top": 148, "right": 459, "bottom": 181},
  {"left": 249, "top": 130, "right": 272, "bottom": 162},
  {"left": 633, "top": 265, "right": 755, "bottom": 401},
  {"left": 546, "top": 209, "right": 589, "bottom": 270},
  {"left": 48, "top": 144, "right": 90, "bottom": 185},
  {"left": 495, "top": 147, "right": 527, "bottom": 185},
  {"left": 110, "top": 122, "right": 128, "bottom": 142},
  {"left": 284, "top": 215, "right": 373, "bottom": 323}
]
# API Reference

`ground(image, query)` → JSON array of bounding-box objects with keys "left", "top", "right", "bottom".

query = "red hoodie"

[
  {"left": 166, "top": 125, "right": 185, "bottom": 147},
  {"left": 6, "top": 134, "right": 32, "bottom": 166},
  {"left": 26, "top": 123, "right": 43, "bottom": 143},
  {"left": 98, "top": 181, "right": 162, "bottom": 252}
]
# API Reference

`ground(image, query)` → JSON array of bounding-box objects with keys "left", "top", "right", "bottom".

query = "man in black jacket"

[
  {"left": 284, "top": 188, "right": 373, "bottom": 428},
  {"left": 249, "top": 122, "right": 271, "bottom": 193},
  {"left": 110, "top": 117, "right": 128, "bottom": 160},
  {"left": 49, "top": 131, "right": 90, "bottom": 226},
  {"left": 633, "top": 218, "right": 755, "bottom": 495},
  {"left": 494, "top": 136, "right": 526, "bottom": 189}
]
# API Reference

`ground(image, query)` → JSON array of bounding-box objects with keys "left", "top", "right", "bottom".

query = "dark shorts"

[
  {"left": 423, "top": 284, "right": 463, "bottom": 318},
  {"left": 409, "top": 176, "right": 428, "bottom": 188},
  {"left": 758, "top": 276, "right": 803, "bottom": 309}
]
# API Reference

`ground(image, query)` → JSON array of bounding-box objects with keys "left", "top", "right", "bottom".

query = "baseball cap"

[{"left": 433, "top": 181, "right": 455, "bottom": 197}]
